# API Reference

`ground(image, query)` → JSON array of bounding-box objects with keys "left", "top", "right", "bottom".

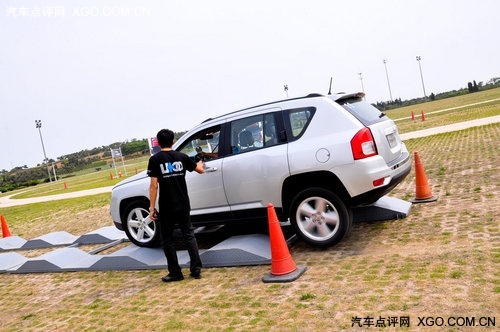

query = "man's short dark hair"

[{"left": 156, "top": 129, "right": 174, "bottom": 148}]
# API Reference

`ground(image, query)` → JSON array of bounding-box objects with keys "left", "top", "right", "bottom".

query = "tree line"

[
  {"left": 0, "top": 135, "right": 186, "bottom": 193},
  {"left": 374, "top": 76, "right": 499, "bottom": 111}
]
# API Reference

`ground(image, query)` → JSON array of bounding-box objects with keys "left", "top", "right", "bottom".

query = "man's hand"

[
  {"left": 149, "top": 208, "right": 158, "bottom": 221},
  {"left": 195, "top": 160, "right": 205, "bottom": 174}
]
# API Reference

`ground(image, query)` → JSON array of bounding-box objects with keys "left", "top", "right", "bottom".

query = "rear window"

[{"left": 340, "top": 101, "right": 386, "bottom": 126}]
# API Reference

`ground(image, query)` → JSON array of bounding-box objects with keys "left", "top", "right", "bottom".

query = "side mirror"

[{"left": 200, "top": 134, "right": 214, "bottom": 140}]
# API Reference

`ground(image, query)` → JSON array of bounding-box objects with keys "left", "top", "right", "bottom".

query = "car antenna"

[{"left": 328, "top": 77, "right": 333, "bottom": 95}]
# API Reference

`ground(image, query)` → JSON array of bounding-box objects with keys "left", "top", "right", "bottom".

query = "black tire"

[
  {"left": 122, "top": 200, "right": 160, "bottom": 247},
  {"left": 289, "top": 188, "right": 352, "bottom": 248}
]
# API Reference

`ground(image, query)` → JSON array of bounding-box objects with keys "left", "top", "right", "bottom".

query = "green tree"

[{"left": 121, "top": 139, "right": 149, "bottom": 155}]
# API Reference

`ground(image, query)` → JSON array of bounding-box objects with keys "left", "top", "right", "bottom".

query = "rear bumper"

[{"left": 350, "top": 162, "right": 411, "bottom": 206}]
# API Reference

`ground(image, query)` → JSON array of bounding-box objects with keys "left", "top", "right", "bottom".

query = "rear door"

[{"left": 222, "top": 112, "right": 289, "bottom": 215}]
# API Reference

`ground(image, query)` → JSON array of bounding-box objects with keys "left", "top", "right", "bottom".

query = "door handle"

[{"left": 204, "top": 166, "right": 218, "bottom": 172}]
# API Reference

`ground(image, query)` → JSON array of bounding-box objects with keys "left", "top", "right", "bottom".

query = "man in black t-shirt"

[{"left": 148, "top": 129, "right": 205, "bottom": 282}]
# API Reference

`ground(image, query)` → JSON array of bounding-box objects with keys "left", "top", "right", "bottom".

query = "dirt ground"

[{"left": 0, "top": 123, "right": 498, "bottom": 331}]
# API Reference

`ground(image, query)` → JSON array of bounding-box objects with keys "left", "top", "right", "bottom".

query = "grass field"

[
  {"left": 0, "top": 89, "right": 499, "bottom": 331},
  {"left": 2, "top": 156, "right": 150, "bottom": 199}
]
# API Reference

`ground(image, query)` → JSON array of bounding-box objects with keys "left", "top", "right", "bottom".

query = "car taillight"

[{"left": 351, "top": 128, "right": 377, "bottom": 160}]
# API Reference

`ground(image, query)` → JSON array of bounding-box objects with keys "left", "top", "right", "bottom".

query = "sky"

[{"left": 0, "top": 0, "right": 498, "bottom": 171}]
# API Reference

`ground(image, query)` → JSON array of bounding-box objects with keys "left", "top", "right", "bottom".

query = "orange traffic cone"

[
  {"left": 1, "top": 215, "right": 12, "bottom": 238},
  {"left": 411, "top": 152, "right": 438, "bottom": 203},
  {"left": 262, "top": 203, "right": 306, "bottom": 283},
  {"left": 411, "top": 111, "right": 415, "bottom": 121},
  {"left": 421, "top": 110, "right": 426, "bottom": 121}
]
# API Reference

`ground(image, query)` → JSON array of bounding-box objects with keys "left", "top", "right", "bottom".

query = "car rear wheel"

[
  {"left": 290, "top": 188, "right": 352, "bottom": 248},
  {"left": 122, "top": 200, "right": 160, "bottom": 247}
]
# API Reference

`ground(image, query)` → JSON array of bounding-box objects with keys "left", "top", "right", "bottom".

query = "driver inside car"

[
  {"left": 196, "top": 151, "right": 218, "bottom": 160},
  {"left": 195, "top": 130, "right": 220, "bottom": 160}
]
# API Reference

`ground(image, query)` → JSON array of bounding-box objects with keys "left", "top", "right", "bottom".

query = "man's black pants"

[{"left": 158, "top": 210, "right": 202, "bottom": 277}]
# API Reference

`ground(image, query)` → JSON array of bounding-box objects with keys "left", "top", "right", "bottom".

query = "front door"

[{"left": 177, "top": 125, "right": 230, "bottom": 216}]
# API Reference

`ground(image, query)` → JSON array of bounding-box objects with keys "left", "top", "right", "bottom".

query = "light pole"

[
  {"left": 416, "top": 56, "right": 427, "bottom": 99},
  {"left": 383, "top": 59, "right": 393, "bottom": 102},
  {"left": 358, "top": 72, "right": 365, "bottom": 93},
  {"left": 35, "top": 120, "right": 53, "bottom": 182}
]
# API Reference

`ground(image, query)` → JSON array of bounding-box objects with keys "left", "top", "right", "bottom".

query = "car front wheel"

[
  {"left": 122, "top": 200, "right": 160, "bottom": 247},
  {"left": 290, "top": 188, "right": 352, "bottom": 248}
]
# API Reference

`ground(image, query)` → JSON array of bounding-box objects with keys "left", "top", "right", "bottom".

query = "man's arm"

[{"left": 149, "top": 177, "right": 159, "bottom": 220}]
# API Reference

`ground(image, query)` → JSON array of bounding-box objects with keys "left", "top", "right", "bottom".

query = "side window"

[
  {"left": 286, "top": 107, "right": 316, "bottom": 140},
  {"left": 229, "top": 113, "right": 281, "bottom": 154},
  {"left": 178, "top": 125, "right": 221, "bottom": 160},
  {"left": 230, "top": 115, "right": 264, "bottom": 154}
]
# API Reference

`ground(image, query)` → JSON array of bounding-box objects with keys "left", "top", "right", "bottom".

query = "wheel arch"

[
  {"left": 281, "top": 171, "right": 351, "bottom": 218},
  {"left": 120, "top": 195, "right": 150, "bottom": 222}
]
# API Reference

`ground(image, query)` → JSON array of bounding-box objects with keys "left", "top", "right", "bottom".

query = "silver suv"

[{"left": 110, "top": 92, "right": 410, "bottom": 248}]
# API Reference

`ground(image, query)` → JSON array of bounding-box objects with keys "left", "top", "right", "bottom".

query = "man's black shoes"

[
  {"left": 161, "top": 274, "right": 184, "bottom": 283},
  {"left": 190, "top": 272, "right": 202, "bottom": 279},
  {"left": 161, "top": 273, "right": 201, "bottom": 282}
]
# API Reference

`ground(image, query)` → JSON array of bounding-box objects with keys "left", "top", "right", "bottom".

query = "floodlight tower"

[
  {"left": 416, "top": 56, "right": 427, "bottom": 99},
  {"left": 383, "top": 59, "right": 393, "bottom": 102},
  {"left": 358, "top": 72, "right": 365, "bottom": 93},
  {"left": 35, "top": 120, "right": 52, "bottom": 182}
]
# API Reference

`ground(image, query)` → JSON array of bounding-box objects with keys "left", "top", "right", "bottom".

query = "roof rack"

[{"left": 198, "top": 92, "right": 364, "bottom": 125}]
